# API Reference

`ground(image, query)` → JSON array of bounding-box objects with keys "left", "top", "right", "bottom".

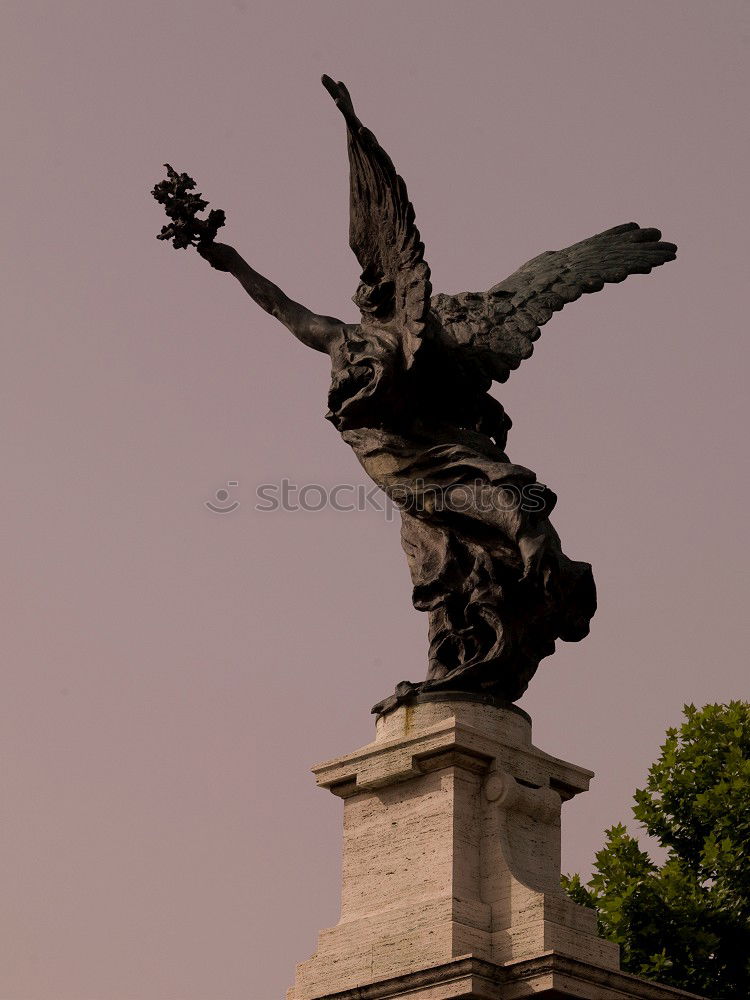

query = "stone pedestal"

[{"left": 287, "top": 694, "right": 702, "bottom": 1000}]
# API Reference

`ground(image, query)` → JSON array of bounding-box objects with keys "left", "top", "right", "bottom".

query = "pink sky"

[{"left": 3, "top": 2, "right": 748, "bottom": 998}]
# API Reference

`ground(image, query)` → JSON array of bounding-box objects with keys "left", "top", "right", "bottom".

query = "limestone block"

[{"left": 287, "top": 694, "right": 622, "bottom": 1000}]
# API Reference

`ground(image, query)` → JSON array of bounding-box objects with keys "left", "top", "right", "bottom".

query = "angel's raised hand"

[{"left": 197, "top": 242, "right": 239, "bottom": 273}]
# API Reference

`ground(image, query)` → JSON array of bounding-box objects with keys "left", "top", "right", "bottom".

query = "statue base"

[{"left": 287, "top": 694, "right": 702, "bottom": 1000}]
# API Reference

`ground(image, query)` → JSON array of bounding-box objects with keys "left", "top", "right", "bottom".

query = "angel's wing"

[
  {"left": 431, "top": 223, "right": 677, "bottom": 384},
  {"left": 322, "top": 75, "right": 431, "bottom": 368}
]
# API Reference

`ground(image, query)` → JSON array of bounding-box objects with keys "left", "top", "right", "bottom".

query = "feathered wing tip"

[
  {"left": 322, "top": 74, "right": 432, "bottom": 367},
  {"left": 321, "top": 75, "right": 357, "bottom": 129}
]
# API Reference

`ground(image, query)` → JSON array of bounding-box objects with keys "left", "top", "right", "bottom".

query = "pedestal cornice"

[
  {"left": 300, "top": 954, "right": 704, "bottom": 1000},
  {"left": 312, "top": 699, "right": 593, "bottom": 801}
]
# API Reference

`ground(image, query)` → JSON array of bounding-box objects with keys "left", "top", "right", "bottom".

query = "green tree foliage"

[{"left": 562, "top": 702, "right": 750, "bottom": 998}]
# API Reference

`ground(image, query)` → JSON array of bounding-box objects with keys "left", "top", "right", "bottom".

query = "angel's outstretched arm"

[{"left": 198, "top": 242, "right": 344, "bottom": 354}]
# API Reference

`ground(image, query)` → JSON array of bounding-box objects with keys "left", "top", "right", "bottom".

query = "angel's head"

[{"left": 353, "top": 264, "right": 395, "bottom": 319}]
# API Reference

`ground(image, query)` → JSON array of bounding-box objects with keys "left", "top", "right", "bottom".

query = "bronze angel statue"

[{"left": 156, "top": 77, "right": 676, "bottom": 713}]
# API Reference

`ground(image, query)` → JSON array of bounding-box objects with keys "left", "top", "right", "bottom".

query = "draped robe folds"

[{"left": 326, "top": 325, "right": 596, "bottom": 713}]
